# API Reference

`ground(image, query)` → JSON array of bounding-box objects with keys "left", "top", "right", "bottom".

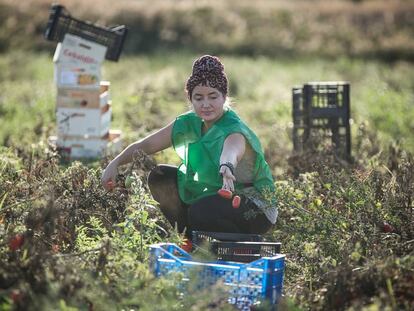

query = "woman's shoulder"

[
  {"left": 220, "top": 109, "right": 264, "bottom": 152},
  {"left": 173, "top": 110, "right": 201, "bottom": 139},
  {"left": 220, "top": 109, "right": 251, "bottom": 132},
  {"left": 218, "top": 109, "right": 240, "bottom": 126}
]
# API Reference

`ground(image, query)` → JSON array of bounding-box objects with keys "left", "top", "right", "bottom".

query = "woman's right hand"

[{"left": 101, "top": 161, "right": 118, "bottom": 191}]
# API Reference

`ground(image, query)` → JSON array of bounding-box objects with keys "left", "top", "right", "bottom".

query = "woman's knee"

[
  {"left": 148, "top": 165, "right": 170, "bottom": 187},
  {"left": 188, "top": 199, "right": 216, "bottom": 229},
  {"left": 187, "top": 204, "right": 205, "bottom": 228}
]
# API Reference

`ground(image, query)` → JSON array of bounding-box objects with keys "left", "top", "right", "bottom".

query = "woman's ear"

[{"left": 224, "top": 96, "right": 232, "bottom": 109}]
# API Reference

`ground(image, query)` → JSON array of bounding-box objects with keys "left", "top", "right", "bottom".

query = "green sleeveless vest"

[{"left": 172, "top": 109, "right": 275, "bottom": 204}]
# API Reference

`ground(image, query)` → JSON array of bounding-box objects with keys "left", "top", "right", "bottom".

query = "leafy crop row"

[{"left": 0, "top": 127, "right": 413, "bottom": 309}]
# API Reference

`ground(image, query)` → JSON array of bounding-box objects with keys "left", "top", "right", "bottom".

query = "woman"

[{"left": 101, "top": 55, "right": 277, "bottom": 245}]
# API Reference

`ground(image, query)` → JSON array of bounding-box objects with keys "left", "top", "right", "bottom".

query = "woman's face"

[{"left": 191, "top": 84, "right": 225, "bottom": 126}]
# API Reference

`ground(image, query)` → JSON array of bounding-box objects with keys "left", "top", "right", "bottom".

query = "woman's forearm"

[
  {"left": 109, "top": 121, "right": 174, "bottom": 168},
  {"left": 219, "top": 150, "right": 239, "bottom": 167},
  {"left": 110, "top": 140, "right": 145, "bottom": 167}
]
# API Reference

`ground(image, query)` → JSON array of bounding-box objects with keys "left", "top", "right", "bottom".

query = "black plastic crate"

[
  {"left": 292, "top": 82, "right": 351, "bottom": 158},
  {"left": 211, "top": 241, "right": 281, "bottom": 263},
  {"left": 192, "top": 231, "right": 281, "bottom": 263},
  {"left": 44, "top": 4, "right": 128, "bottom": 61},
  {"left": 192, "top": 231, "right": 263, "bottom": 245}
]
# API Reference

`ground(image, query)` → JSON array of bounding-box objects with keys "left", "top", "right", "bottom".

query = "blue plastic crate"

[{"left": 149, "top": 243, "right": 285, "bottom": 310}]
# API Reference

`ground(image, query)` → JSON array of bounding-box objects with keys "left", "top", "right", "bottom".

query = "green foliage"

[
  {"left": 0, "top": 142, "right": 211, "bottom": 310},
  {"left": 0, "top": 126, "right": 413, "bottom": 310},
  {"left": 271, "top": 146, "right": 414, "bottom": 310},
  {"left": 0, "top": 52, "right": 55, "bottom": 147}
]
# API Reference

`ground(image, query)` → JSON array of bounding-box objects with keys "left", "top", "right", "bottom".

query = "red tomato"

[
  {"left": 232, "top": 195, "right": 241, "bottom": 209},
  {"left": 180, "top": 239, "right": 193, "bottom": 253},
  {"left": 52, "top": 244, "right": 60, "bottom": 253},
  {"left": 9, "top": 234, "right": 24, "bottom": 251},
  {"left": 217, "top": 189, "right": 233, "bottom": 200},
  {"left": 106, "top": 180, "right": 115, "bottom": 191},
  {"left": 383, "top": 222, "right": 394, "bottom": 233},
  {"left": 10, "top": 289, "right": 22, "bottom": 304}
]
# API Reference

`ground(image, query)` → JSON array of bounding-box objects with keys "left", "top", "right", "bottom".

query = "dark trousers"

[{"left": 147, "top": 164, "right": 272, "bottom": 238}]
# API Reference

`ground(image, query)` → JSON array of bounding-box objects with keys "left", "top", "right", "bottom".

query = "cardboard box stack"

[{"left": 51, "top": 34, "right": 122, "bottom": 159}]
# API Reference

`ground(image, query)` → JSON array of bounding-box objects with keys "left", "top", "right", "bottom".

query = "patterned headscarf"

[{"left": 185, "top": 55, "right": 228, "bottom": 99}]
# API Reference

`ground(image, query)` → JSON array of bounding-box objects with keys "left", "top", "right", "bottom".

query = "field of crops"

[{"left": 1, "top": 0, "right": 414, "bottom": 310}]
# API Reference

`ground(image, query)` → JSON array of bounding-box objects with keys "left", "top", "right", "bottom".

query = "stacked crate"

[{"left": 52, "top": 34, "right": 122, "bottom": 159}]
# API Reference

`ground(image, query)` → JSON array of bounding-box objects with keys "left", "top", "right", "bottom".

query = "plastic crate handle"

[{"left": 44, "top": 4, "right": 64, "bottom": 41}]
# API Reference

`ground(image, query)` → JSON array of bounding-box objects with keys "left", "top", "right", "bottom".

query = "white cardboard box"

[
  {"left": 51, "top": 130, "right": 123, "bottom": 159},
  {"left": 53, "top": 34, "right": 107, "bottom": 66},
  {"left": 56, "top": 104, "right": 112, "bottom": 137},
  {"left": 54, "top": 63, "right": 101, "bottom": 89},
  {"left": 57, "top": 87, "right": 110, "bottom": 109}
]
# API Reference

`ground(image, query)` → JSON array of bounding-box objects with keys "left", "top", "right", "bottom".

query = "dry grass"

[
  {"left": 0, "top": 0, "right": 413, "bottom": 58},
  {"left": 5, "top": 0, "right": 411, "bottom": 16}
]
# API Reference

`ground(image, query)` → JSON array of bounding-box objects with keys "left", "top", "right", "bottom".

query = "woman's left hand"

[{"left": 220, "top": 165, "right": 236, "bottom": 192}]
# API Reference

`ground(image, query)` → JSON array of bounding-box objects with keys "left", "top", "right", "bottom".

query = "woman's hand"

[
  {"left": 101, "top": 161, "right": 118, "bottom": 191},
  {"left": 219, "top": 165, "right": 236, "bottom": 192}
]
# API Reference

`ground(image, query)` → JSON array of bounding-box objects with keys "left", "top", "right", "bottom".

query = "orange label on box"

[{"left": 78, "top": 74, "right": 98, "bottom": 85}]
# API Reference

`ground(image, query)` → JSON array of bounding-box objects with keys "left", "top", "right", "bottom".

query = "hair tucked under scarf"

[{"left": 185, "top": 55, "right": 228, "bottom": 99}]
